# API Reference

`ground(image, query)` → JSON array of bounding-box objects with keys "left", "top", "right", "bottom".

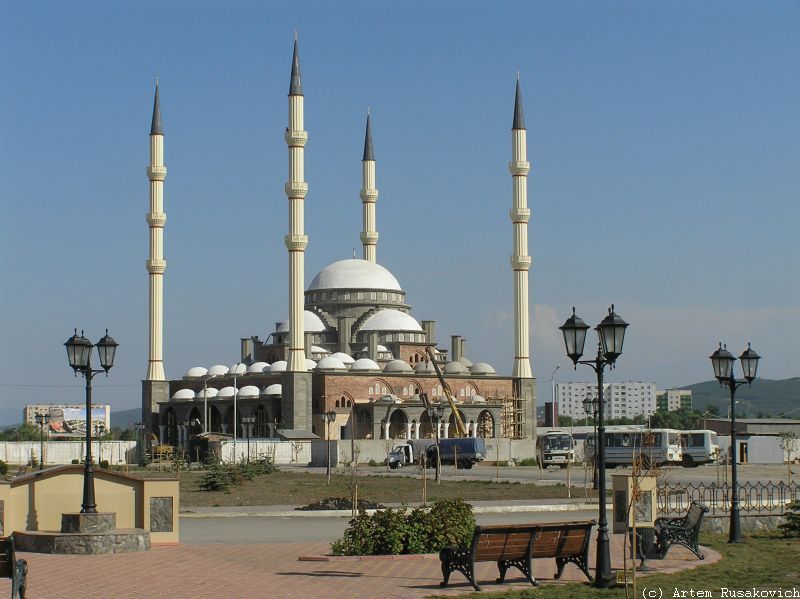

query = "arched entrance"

[
  {"left": 352, "top": 405, "right": 373, "bottom": 439},
  {"left": 255, "top": 404, "right": 269, "bottom": 438},
  {"left": 388, "top": 409, "right": 409, "bottom": 439},
  {"left": 477, "top": 410, "right": 495, "bottom": 438},
  {"left": 448, "top": 409, "right": 467, "bottom": 437},
  {"left": 209, "top": 405, "right": 222, "bottom": 433},
  {"left": 163, "top": 408, "right": 178, "bottom": 446},
  {"left": 419, "top": 412, "right": 434, "bottom": 439}
]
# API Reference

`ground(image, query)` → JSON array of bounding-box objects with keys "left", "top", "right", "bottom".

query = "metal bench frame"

[
  {"left": 439, "top": 521, "right": 595, "bottom": 591},
  {"left": 655, "top": 500, "right": 709, "bottom": 560},
  {"left": 0, "top": 536, "right": 27, "bottom": 599}
]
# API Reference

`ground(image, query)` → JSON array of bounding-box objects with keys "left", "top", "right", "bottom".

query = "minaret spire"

[
  {"left": 285, "top": 38, "right": 309, "bottom": 372},
  {"left": 146, "top": 81, "right": 167, "bottom": 380},
  {"left": 509, "top": 76, "right": 532, "bottom": 379},
  {"left": 360, "top": 111, "right": 379, "bottom": 262}
]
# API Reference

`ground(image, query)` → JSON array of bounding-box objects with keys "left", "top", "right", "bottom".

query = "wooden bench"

[
  {"left": 0, "top": 537, "right": 27, "bottom": 599},
  {"left": 654, "top": 500, "right": 708, "bottom": 560},
  {"left": 439, "top": 520, "right": 595, "bottom": 591}
]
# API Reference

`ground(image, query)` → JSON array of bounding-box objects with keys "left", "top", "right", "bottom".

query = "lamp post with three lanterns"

[{"left": 560, "top": 305, "right": 628, "bottom": 589}]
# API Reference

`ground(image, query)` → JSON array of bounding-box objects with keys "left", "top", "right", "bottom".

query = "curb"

[{"left": 299, "top": 553, "right": 439, "bottom": 562}]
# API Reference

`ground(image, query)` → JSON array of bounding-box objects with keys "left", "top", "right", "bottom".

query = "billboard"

[{"left": 47, "top": 406, "right": 108, "bottom": 437}]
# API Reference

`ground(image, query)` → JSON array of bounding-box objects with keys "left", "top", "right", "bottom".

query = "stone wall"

[{"left": 0, "top": 441, "right": 137, "bottom": 466}]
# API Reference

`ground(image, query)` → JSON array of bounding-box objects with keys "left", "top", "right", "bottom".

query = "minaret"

[
  {"left": 285, "top": 38, "right": 308, "bottom": 372},
  {"left": 510, "top": 77, "right": 532, "bottom": 379},
  {"left": 360, "top": 112, "right": 379, "bottom": 262},
  {"left": 146, "top": 81, "right": 167, "bottom": 381}
]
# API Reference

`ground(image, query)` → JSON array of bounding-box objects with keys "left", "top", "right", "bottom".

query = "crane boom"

[{"left": 425, "top": 346, "right": 467, "bottom": 437}]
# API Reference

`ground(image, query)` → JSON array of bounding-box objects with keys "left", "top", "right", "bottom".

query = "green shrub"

[
  {"left": 99, "top": 459, "right": 110, "bottom": 469},
  {"left": 0, "top": 460, "right": 7, "bottom": 475},
  {"left": 236, "top": 454, "right": 275, "bottom": 481},
  {"left": 330, "top": 498, "right": 475, "bottom": 556},
  {"left": 199, "top": 463, "right": 241, "bottom": 492},
  {"left": 71, "top": 459, "right": 80, "bottom": 465},
  {"left": 516, "top": 457, "right": 538, "bottom": 467},
  {"left": 780, "top": 499, "right": 800, "bottom": 537}
]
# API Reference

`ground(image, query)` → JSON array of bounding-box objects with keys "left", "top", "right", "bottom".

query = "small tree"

[{"left": 778, "top": 432, "right": 797, "bottom": 484}]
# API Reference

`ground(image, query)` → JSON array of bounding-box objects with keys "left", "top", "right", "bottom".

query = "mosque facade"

[{"left": 141, "top": 40, "right": 537, "bottom": 448}]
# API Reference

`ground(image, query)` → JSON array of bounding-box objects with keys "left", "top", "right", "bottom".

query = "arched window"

[
  {"left": 346, "top": 399, "right": 352, "bottom": 407},
  {"left": 369, "top": 386, "right": 374, "bottom": 395},
  {"left": 402, "top": 387, "right": 409, "bottom": 396},
  {"left": 335, "top": 399, "right": 340, "bottom": 407},
  {"left": 398, "top": 333, "right": 405, "bottom": 342},
  {"left": 460, "top": 388, "right": 465, "bottom": 397}
]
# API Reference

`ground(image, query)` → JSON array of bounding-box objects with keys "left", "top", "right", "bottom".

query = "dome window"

[
  {"left": 357, "top": 292, "right": 364, "bottom": 300},
  {"left": 344, "top": 292, "right": 350, "bottom": 301}
]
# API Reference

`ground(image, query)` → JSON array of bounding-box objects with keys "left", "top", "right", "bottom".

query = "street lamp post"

[
  {"left": 560, "top": 306, "right": 628, "bottom": 588},
  {"left": 582, "top": 395, "right": 599, "bottom": 490},
  {"left": 241, "top": 415, "right": 256, "bottom": 464},
  {"left": 135, "top": 422, "right": 145, "bottom": 465},
  {"left": 428, "top": 404, "right": 444, "bottom": 484},
  {"left": 324, "top": 410, "right": 337, "bottom": 485},
  {"left": 64, "top": 329, "right": 118, "bottom": 514},
  {"left": 709, "top": 342, "right": 761, "bottom": 543},
  {"left": 34, "top": 412, "right": 51, "bottom": 470}
]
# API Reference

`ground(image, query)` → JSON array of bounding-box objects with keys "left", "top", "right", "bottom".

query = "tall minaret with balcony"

[
  {"left": 510, "top": 77, "right": 532, "bottom": 380},
  {"left": 146, "top": 81, "right": 167, "bottom": 381},
  {"left": 360, "top": 112, "right": 379, "bottom": 262},
  {"left": 285, "top": 38, "right": 309, "bottom": 373}
]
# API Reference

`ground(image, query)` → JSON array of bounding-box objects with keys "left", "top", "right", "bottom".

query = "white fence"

[
  {"left": 0, "top": 441, "right": 137, "bottom": 466},
  {"left": 219, "top": 440, "right": 311, "bottom": 465}
]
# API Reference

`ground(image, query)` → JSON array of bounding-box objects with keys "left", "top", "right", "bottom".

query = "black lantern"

[
  {"left": 559, "top": 308, "right": 590, "bottom": 365},
  {"left": 582, "top": 395, "right": 598, "bottom": 416},
  {"left": 710, "top": 343, "right": 736, "bottom": 381},
  {"left": 739, "top": 343, "right": 760, "bottom": 382},
  {"left": 596, "top": 305, "right": 628, "bottom": 363},
  {"left": 65, "top": 329, "right": 93, "bottom": 371},
  {"left": 95, "top": 329, "right": 119, "bottom": 371},
  {"left": 325, "top": 410, "right": 337, "bottom": 424}
]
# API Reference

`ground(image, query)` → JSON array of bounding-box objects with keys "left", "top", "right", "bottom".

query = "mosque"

[{"left": 141, "top": 40, "right": 537, "bottom": 448}]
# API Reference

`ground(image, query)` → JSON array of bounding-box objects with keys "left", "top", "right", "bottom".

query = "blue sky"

[{"left": 1, "top": 2, "right": 798, "bottom": 425}]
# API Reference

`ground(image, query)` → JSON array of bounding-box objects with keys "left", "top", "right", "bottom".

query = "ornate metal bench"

[
  {"left": 439, "top": 520, "right": 595, "bottom": 591},
  {"left": 0, "top": 536, "right": 27, "bottom": 599},
  {"left": 655, "top": 500, "right": 709, "bottom": 560}
]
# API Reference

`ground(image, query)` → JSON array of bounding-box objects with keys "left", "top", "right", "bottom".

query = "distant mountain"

[
  {"left": 683, "top": 377, "right": 800, "bottom": 418},
  {"left": 111, "top": 408, "right": 141, "bottom": 430}
]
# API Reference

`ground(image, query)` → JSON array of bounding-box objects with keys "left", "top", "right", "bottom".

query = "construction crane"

[{"left": 424, "top": 346, "right": 467, "bottom": 437}]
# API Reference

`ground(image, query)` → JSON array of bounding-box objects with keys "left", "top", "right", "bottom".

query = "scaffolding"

[{"left": 498, "top": 394, "right": 527, "bottom": 439}]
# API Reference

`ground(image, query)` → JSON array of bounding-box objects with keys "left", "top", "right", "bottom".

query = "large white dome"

[
  {"left": 308, "top": 259, "right": 402, "bottom": 291},
  {"left": 360, "top": 309, "right": 423, "bottom": 332},
  {"left": 277, "top": 310, "right": 327, "bottom": 333}
]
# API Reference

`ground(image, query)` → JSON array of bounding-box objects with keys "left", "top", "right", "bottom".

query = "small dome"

[
  {"left": 414, "top": 361, "right": 434, "bottom": 374},
  {"left": 277, "top": 311, "right": 327, "bottom": 333},
  {"left": 444, "top": 361, "right": 468, "bottom": 375},
  {"left": 377, "top": 344, "right": 388, "bottom": 352},
  {"left": 308, "top": 258, "right": 402, "bottom": 291},
  {"left": 383, "top": 359, "right": 413, "bottom": 373},
  {"left": 247, "top": 361, "right": 269, "bottom": 374},
  {"left": 238, "top": 385, "right": 260, "bottom": 399},
  {"left": 360, "top": 309, "right": 422, "bottom": 332},
  {"left": 171, "top": 388, "right": 195, "bottom": 400},
  {"left": 208, "top": 364, "right": 229, "bottom": 376},
  {"left": 351, "top": 358, "right": 381, "bottom": 372},
  {"left": 311, "top": 345, "right": 328, "bottom": 354},
  {"left": 229, "top": 363, "right": 247, "bottom": 375},
  {"left": 316, "top": 356, "right": 347, "bottom": 371},
  {"left": 306, "top": 359, "right": 317, "bottom": 370},
  {"left": 270, "top": 361, "right": 288, "bottom": 373},
  {"left": 263, "top": 383, "right": 282, "bottom": 396},
  {"left": 471, "top": 394, "right": 487, "bottom": 403},
  {"left": 459, "top": 357, "right": 474, "bottom": 368},
  {"left": 196, "top": 387, "right": 218, "bottom": 399},
  {"left": 470, "top": 362, "right": 496, "bottom": 376},
  {"left": 184, "top": 366, "right": 208, "bottom": 379},
  {"left": 331, "top": 352, "right": 355, "bottom": 364},
  {"left": 375, "top": 394, "right": 399, "bottom": 404},
  {"left": 217, "top": 386, "right": 235, "bottom": 398}
]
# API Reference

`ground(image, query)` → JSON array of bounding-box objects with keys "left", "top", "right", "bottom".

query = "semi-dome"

[
  {"left": 184, "top": 366, "right": 208, "bottom": 379},
  {"left": 277, "top": 310, "right": 327, "bottom": 333},
  {"left": 208, "top": 364, "right": 229, "bottom": 376},
  {"left": 238, "top": 385, "right": 260, "bottom": 399},
  {"left": 470, "top": 362, "right": 496, "bottom": 376},
  {"left": 316, "top": 356, "right": 347, "bottom": 371},
  {"left": 471, "top": 394, "right": 487, "bottom": 403},
  {"left": 383, "top": 359, "right": 413, "bottom": 373},
  {"left": 217, "top": 386, "right": 235, "bottom": 398},
  {"left": 331, "top": 352, "right": 355, "bottom": 364},
  {"left": 270, "top": 361, "right": 288, "bottom": 373},
  {"left": 360, "top": 309, "right": 422, "bottom": 332},
  {"left": 414, "top": 361, "right": 434, "bottom": 374},
  {"left": 247, "top": 361, "right": 270, "bottom": 374},
  {"left": 459, "top": 357, "right": 474, "bottom": 368},
  {"left": 308, "top": 259, "right": 402, "bottom": 291},
  {"left": 196, "top": 387, "right": 218, "bottom": 399},
  {"left": 262, "top": 383, "right": 282, "bottom": 396},
  {"left": 229, "top": 363, "right": 247, "bottom": 375},
  {"left": 443, "top": 361, "right": 468, "bottom": 375},
  {"left": 171, "top": 388, "right": 195, "bottom": 400},
  {"left": 306, "top": 359, "right": 317, "bottom": 370},
  {"left": 350, "top": 358, "right": 380, "bottom": 372}
]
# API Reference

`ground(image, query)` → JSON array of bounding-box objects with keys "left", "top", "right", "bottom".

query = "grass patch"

[
  {"left": 174, "top": 469, "right": 595, "bottom": 508},
  {"left": 431, "top": 532, "right": 800, "bottom": 598}
]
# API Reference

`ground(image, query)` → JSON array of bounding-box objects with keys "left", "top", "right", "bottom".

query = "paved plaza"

[{"left": 11, "top": 532, "right": 719, "bottom": 598}]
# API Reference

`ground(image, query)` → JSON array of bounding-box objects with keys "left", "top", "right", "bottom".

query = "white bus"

[
  {"left": 536, "top": 430, "right": 575, "bottom": 468},
  {"left": 586, "top": 428, "right": 683, "bottom": 468},
  {"left": 680, "top": 430, "right": 719, "bottom": 467}
]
